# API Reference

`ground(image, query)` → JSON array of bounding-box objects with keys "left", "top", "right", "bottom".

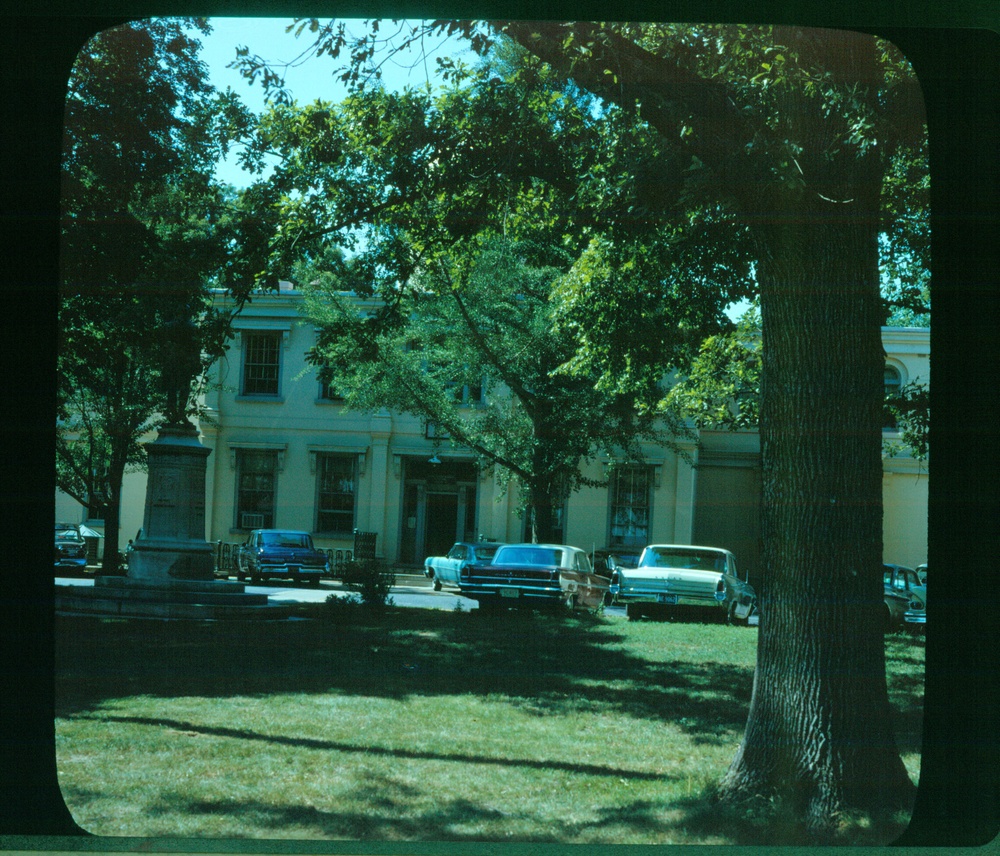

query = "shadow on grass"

[
  {"left": 54, "top": 608, "right": 924, "bottom": 844},
  {"left": 70, "top": 712, "right": 668, "bottom": 782},
  {"left": 159, "top": 791, "right": 687, "bottom": 842},
  {"left": 55, "top": 608, "right": 759, "bottom": 744}
]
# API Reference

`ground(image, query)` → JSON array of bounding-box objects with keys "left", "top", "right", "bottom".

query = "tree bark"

[
  {"left": 100, "top": 444, "right": 129, "bottom": 576},
  {"left": 717, "top": 190, "right": 916, "bottom": 826}
]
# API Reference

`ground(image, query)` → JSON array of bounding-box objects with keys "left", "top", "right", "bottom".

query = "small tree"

[
  {"left": 235, "top": 49, "right": 750, "bottom": 541},
  {"left": 305, "top": 237, "right": 700, "bottom": 543}
]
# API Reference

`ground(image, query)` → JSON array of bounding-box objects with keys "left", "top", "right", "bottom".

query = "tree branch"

[{"left": 492, "top": 21, "right": 759, "bottom": 183}]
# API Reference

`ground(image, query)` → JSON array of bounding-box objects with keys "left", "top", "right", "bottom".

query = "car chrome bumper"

[
  {"left": 904, "top": 613, "right": 927, "bottom": 624},
  {"left": 460, "top": 583, "right": 563, "bottom": 601},
  {"left": 611, "top": 588, "right": 725, "bottom": 608},
  {"left": 259, "top": 565, "right": 327, "bottom": 575}
]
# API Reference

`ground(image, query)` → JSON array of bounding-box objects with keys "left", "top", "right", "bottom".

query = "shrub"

[{"left": 341, "top": 558, "right": 395, "bottom": 613}]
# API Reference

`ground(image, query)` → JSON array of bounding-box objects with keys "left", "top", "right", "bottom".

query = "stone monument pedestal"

[
  {"left": 128, "top": 423, "right": 215, "bottom": 581},
  {"left": 56, "top": 422, "right": 289, "bottom": 620}
]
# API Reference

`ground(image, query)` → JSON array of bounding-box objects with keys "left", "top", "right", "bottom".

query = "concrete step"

[
  {"left": 55, "top": 592, "right": 292, "bottom": 620},
  {"left": 55, "top": 575, "right": 293, "bottom": 620},
  {"left": 71, "top": 581, "right": 273, "bottom": 607}
]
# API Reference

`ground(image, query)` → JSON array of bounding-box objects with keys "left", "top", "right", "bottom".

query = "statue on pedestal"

[{"left": 127, "top": 317, "right": 215, "bottom": 582}]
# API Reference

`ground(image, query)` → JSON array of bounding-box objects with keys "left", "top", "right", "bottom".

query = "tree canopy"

[{"left": 261, "top": 50, "right": 754, "bottom": 539}]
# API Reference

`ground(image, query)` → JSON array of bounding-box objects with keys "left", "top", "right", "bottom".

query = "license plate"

[
  {"left": 500, "top": 588, "right": 521, "bottom": 599},
  {"left": 656, "top": 593, "right": 678, "bottom": 604}
]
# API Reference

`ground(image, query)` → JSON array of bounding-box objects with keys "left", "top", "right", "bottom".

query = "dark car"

[
  {"left": 54, "top": 524, "right": 89, "bottom": 573},
  {"left": 237, "top": 529, "right": 330, "bottom": 586},
  {"left": 460, "top": 543, "right": 611, "bottom": 611},
  {"left": 590, "top": 548, "right": 642, "bottom": 576}
]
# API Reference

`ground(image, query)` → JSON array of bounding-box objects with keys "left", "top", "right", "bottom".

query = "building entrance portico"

[{"left": 399, "top": 457, "right": 479, "bottom": 565}]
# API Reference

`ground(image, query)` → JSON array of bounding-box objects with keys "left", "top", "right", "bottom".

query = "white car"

[
  {"left": 424, "top": 541, "right": 503, "bottom": 591},
  {"left": 883, "top": 563, "right": 927, "bottom": 627},
  {"left": 610, "top": 543, "right": 757, "bottom": 624}
]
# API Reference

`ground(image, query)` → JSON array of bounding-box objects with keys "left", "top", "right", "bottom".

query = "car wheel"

[
  {"left": 307, "top": 576, "right": 320, "bottom": 587},
  {"left": 626, "top": 603, "right": 643, "bottom": 621},
  {"left": 433, "top": 579, "right": 442, "bottom": 592},
  {"left": 883, "top": 604, "right": 895, "bottom": 633},
  {"left": 727, "top": 601, "right": 749, "bottom": 627}
]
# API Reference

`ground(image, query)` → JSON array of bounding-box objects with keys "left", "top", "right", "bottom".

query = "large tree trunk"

[{"left": 718, "top": 192, "right": 916, "bottom": 828}]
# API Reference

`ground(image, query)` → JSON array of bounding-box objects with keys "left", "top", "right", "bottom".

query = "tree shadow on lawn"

[
  {"left": 54, "top": 610, "right": 924, "bottom": 844},
  {"left": 67, "top": 710, "right": 667, "bottom": 783},
  {"left": 152, "top": 789, "right": 685, "bottom": 843},
  {"left": 55, "top": 608, "right": 756, "bottom": 743}
]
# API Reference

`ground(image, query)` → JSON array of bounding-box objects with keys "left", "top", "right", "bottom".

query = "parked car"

[
  {"left": 424, "top": 541, "right": 503, "bottom": 591},
  {"left": 459, "top": 543, "right": 611, "bottom": 611},
  {"left": 54, "top": 524, "right": 89, "bottom": 573},
  {"left": 610, "top": 543, "right": 757, "bottom": 624},
  {"left": 237, "top": 529, "right": 330, "bottom": 586},
  {"left": 883, "top": 563, "right": 927, "bottom": 629},
  {"left": 590, "top": 548, "right": 642, "bottom": 576}
]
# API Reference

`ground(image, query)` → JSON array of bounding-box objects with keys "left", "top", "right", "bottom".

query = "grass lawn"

[{"left": 54, "top": 604, "right": 924, "bottom": 845}]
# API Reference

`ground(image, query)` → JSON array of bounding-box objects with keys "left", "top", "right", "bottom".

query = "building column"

[
  {"left": 673, "top": 445, "right": 698, "bottom": 544},
  {"left": 363, "top": 410, "right": 392, "bottom": 557}
]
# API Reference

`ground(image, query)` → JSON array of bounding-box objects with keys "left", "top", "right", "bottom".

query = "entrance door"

[
  {"left": 425, "top": 492, "right": 459, "bottom": 559},
  {"left": 693, "top": 459, "right": 761, "bottom": 579}
]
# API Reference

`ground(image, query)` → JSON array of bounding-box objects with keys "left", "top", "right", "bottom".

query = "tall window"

[
  {"left": 609, "top": 466, "right": 652, "bottom": 548},
  {"left": 316, "top": 454, "right": 356, "bottom": 534},
  {"left": 236, "top": 449, "right": 277, "bottom": 529},
  {"left": 319, "top": 378, "right": 343, "bottom": 401},
  {"left": 884, "top": 364, "right": 903, "bottom": 429},
  {"left": 242, "top": 332, "right": 281, "bottom": 396}
]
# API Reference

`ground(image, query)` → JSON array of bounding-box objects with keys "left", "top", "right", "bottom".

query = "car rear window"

[
  {"left": 261, "top": 532, "right": 312, "bottom": 548},
  {"left": 641, "top": 549, "right": 727, "bottom": 572},
  {"left": 496, "top": 546, "right": 561, "bottom": 566}
]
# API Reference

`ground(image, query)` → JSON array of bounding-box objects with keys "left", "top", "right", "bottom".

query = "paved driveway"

[{"left": 54, "top": 574, "right": 480, "bottom": 612}]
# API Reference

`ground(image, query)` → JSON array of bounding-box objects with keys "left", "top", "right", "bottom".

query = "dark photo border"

[{"left": 3, "top": 1, "right": 997, "bottom": 850}]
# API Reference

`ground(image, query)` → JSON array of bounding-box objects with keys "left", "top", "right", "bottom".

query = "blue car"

[
  {"left": 237, "top": 529, "right": 330, "bottom": 586},
  {"left": 55, "top": 524, "right": 89, "bottom": 573}
]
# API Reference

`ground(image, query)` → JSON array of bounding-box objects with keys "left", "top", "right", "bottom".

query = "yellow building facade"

[{"left": 56, "top": 284, "right": 930, "bottom": 572}]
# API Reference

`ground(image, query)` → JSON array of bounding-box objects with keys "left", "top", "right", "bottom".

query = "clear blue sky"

[{"left": 197, "top": 17, "right": 467, "bottom": 186}]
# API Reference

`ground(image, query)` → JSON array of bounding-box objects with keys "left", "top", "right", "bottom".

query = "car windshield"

[
  {"left": 55, "top": 528, "right": 82, "bottom": 540},
  {"left": 496, "top": 546, "right": 562, "bottom": 566},
  {"left": 641, "top": 549, "right": 728, "bottom": 572},
  {"left": 261, "top": 532, "right": 312, "bottom": 548},
  {"left": 475, "top": 545, "right": 499, "bottom": 560}
]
